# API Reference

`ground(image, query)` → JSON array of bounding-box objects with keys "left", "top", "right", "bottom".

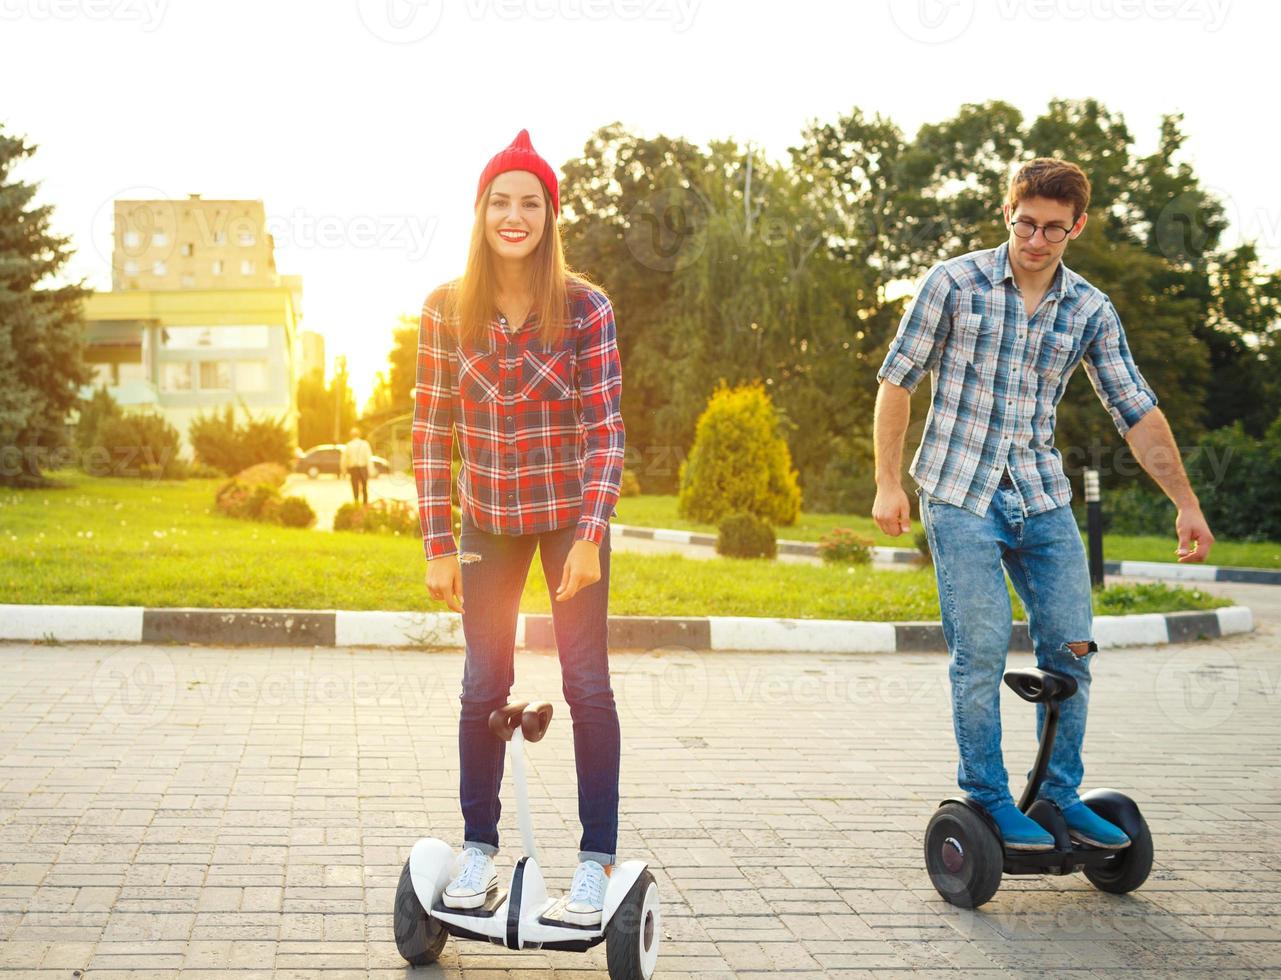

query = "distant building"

[
  {"left": 301, "top": 330, "right": 325, "bottom": 381},
  {"left": 81, "top": 194, "right": 301, "bottom": 456}
]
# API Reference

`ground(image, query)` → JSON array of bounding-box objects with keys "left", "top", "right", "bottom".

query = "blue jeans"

[
  {"left": 917, "top": 484, "right": 1096, "bottom": 811},
  {"left": 456, "top": 515, "right": 620, "bottom": 865}
]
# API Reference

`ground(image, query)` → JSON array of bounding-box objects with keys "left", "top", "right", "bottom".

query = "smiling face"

[
  {"left": 483, "top": 169, "right": 548, "bottom": 262},
  {"left": 1003, "top": 195, "right": 1087, "bottom": 276}
]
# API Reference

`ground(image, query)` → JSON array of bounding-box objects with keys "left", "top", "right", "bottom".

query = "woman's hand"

[
  {"left": 556, "top": 539, "right": 601, "bottom": 602},
  {"left": 425, "top": 554, "right": 463, "bottom": 613}
]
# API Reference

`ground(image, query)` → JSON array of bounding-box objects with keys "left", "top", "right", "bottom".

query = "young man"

[
  {"left": 341, "top": 427, "right": 372, "bottom": 505},
  {"left": 872, "top": 158, "right": 1214, "bottom": 851}
]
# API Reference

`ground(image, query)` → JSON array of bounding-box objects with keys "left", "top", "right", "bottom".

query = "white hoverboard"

[{"left": 394, "top": 700, "right": 661, "bottom": 979}]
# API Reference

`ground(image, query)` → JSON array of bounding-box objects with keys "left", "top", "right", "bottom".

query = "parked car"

[{"left": 294, "top": 444, "right": 391, "bottom": 479}]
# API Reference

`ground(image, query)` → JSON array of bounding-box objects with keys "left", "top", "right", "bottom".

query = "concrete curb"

[
  {"left": 614, "top": 523, "right": 1281, "bottom": 584},
  {"left": 0, "top": 604, "right": 1253, "bottom": 652}
]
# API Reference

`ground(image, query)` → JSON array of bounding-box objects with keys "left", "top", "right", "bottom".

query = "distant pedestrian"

[{"left": 342, "top": 427, "right": 372, "bottom": 505}]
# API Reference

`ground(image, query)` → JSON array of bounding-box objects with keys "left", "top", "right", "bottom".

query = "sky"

[{"left": 5, "top": 0, "right": 1277, "bottom": 407}]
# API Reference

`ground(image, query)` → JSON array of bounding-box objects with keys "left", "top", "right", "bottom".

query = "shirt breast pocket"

[
  {"left": 954, "top": 312, "right": 999, "bottom": 382},
  {"left": 1036, "top": 331, "right": 1079, "bottom": 380},
  {"left": 520, "top": 349, "right": 574, "bottom": 401},
  {"left": 458, "top": 350, "right": 501, "bottom": 403}
]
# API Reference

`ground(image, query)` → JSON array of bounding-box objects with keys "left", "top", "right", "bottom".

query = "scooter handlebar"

[{"left": 487, "top": 701, "right": 554, "bottom": 743}]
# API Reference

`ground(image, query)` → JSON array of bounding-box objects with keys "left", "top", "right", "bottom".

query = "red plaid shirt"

[{"left": 412, "top": 281, "right": 625, "bottom": 560}]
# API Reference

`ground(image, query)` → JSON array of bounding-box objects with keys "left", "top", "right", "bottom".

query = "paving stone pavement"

[{"left": 0, "top": 594, "right": 1278, "bottom": 978}]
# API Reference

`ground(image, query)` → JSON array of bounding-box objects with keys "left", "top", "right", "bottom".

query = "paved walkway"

[{"left": 0, "top": 600, "right": 1278, "bottom": 977}]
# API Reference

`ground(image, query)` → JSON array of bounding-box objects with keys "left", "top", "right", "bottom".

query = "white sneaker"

[
  {"left": 442, "top": 847, "right": 497, "bottom": 909},
  {"left": 562, "top": 860, "right": 608, "bottom": 926}
]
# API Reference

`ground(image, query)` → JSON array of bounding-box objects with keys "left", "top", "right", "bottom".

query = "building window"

[
  {"left": 123, "top": 230, "right": 141, "bottom": 249},
  {"left": 235, "top": 360, "right": 269, "bottom": 392},
  {"left": 213, "top": 231, "right": 227, "bottom": 245},
  {"left": 160, "top": 325, "right": 271, "bottom": 349},
  {"left": 180, "top": 275, "right": 196, "bottom": 288},
  {"left": 180, "top": 242, "right": 194, "bottom": 257},
  {"left": 212, "top": 259, "right": 223, "bottom": 275},
  {"left": 153, "top": 232, "right": 168, "bottom": 247},
  {"left": 238, "top": 231, "right": 256, "bottom": 246},
  {"left": 199, "top": 361, "right": 232, "bottom": 390},
  {"left": 117, "top": 361, "right": 145, "bottom": 384},
  {"left": 153, "top": 260, "right": 167, "bottom": 275},
  {"left": 91, "top": 363, "right": 115, "bottom": 386},
  {"left": 124, "top": 260, "right": 139, "bottom": 275},
  {"left": 241, "top": 260, "right": 255, "bottom": 275},
  {"left": 160, "top": 362, "right": 192, "bottom": 392}
]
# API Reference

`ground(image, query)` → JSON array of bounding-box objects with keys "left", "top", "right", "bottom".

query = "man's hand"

[
  {"left": 425, "top": 554, "right": 463, "bottom": 613},
  {"left": 1175, "top": 506, "right": 1215, "bottom": 564},
  {"left": 872, "top": 484, "right": 913, "bottom": 537},
  {"left": 557, "top": 539, "right": 601, "bottom": 602}
]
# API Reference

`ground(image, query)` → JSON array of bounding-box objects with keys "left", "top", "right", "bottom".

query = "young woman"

[{"left": 411, "top": 129, "right": 626, "bottom": 925}]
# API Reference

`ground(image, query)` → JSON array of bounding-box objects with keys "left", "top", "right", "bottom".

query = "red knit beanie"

[{"left": 474, "top": 129, "right": 560, "bottom": 217}]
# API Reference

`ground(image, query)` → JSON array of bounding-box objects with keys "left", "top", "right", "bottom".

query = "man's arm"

[
  {"left": 870, "top": 262, "right": 952, "bottom": 536},
  {"left": 1124, "top": 408, "right": 1214, "bottom": 562},
  {"left": 872, "top": 381, "right": 913, "bottom": 536},
  {"left": 1083, "top": 299, "right": 1213, "bottom": 563}
]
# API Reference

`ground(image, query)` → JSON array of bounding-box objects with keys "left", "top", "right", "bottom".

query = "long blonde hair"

[{"left": 451, "top": 178, "right": 605, "bottom": 350}]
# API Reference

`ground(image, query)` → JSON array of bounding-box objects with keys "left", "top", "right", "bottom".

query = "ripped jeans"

[{"left": 918, "top": 483, "right": 1096, "bottom": 811}]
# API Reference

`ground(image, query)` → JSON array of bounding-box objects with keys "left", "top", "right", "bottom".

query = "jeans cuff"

[
  {"left": 463, "top": 839, "right": 499, "bottom": 857},
  {"left": 578, "top": 850, "right": 616, "bottom": 866},
  {"left": 1038, "top": 791, "right": 1082, "bottom": 811}
]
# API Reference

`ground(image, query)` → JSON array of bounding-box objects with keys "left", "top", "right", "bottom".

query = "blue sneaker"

[
  {"left": 989, "top": 802, "right": 1055, "bottom": 851},
  {"left": 1063, "top": 802, "right": 1130, "bottom": 849}
]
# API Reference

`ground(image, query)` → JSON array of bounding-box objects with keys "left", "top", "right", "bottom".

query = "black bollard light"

[{"left": 1085, "top": 468, "right": 1104, "bottom": 588}]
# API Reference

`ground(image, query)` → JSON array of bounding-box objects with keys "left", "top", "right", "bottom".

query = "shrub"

[
  {"left": 817, "top": 527, "right": 873, "bottom": 565},
  {"left": 89, "top": 412, "right": 184, "bottom": 478},
  {"left": 215, "top": 477, "right": 314, "bottom": 528},
  {"left": 716, "top": 511, "right": 777, "bottom": 559},
  {"left": 234, "top": 461, "right": 289, "bottom": 489},
  {"left": 678, "top": 382, "right": 802, "bottom": 526},
  {"left": 278, "top": 495, "right": 316, "bottom": 528},
  {"left": 1100, "top": 483, "right": 1173, "bottom": 537},
  {"left": 190, "top": 401, "right": 293, "bottom": 475},
  {"left": 333, "top": 498, "right": 419, "bottom": 535},
  {"left": 914, "top": 528, "right": 933, "bottom": 564},
  {"left": 619, "top": 468, "right": 641, "bottom": 498}
]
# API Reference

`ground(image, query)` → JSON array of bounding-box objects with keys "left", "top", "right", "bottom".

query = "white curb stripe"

[
  {"left": 334, "top": 610, "right": 464, "bottom": 648},
  {"left": 1215, "top": 605, "right": 1253, "bottom": 635},
  {"left": 1093, "top": 613, "right": 1170, "bottom": 647},
  {"left": 710, "top": 616, "right": 897, "bottom": 653},
  {"left": 0, "top": 604, "right": 144, "bottom": 642},
  {"left": 1119, "top": 560, "right": 1217, "bottom": 582},
  {"left": 652, "top": 528, "right": 693, "bottom": 543}
]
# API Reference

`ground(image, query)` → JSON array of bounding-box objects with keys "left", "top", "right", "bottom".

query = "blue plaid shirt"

[{"left": 877, "top": 242, "right": 1158, "bottom": 517}]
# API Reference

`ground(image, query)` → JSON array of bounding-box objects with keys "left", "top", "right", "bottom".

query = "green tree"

[{"left": 0, "top": 124, "right": 92, "bottom": 486}]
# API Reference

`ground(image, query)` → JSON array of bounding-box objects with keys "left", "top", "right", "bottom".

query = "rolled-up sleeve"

[
  {"left": 876, "top": 263, "right": 954, "bottom": 394},
  {"left": 1082, "top": 299, "right": 1159, "bottom": 437}
]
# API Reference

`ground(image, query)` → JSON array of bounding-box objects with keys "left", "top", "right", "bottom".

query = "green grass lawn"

[
  {"left": 0, "top": 473, "right": 1229, "bottom": 620},
  {"left": 615, "top": 494, "right": 1281, "bottom": 570}
]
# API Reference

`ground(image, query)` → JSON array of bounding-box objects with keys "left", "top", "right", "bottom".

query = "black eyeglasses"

[{"left": 1010, "top": 218, "right": 1073, "bottom": 244}]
